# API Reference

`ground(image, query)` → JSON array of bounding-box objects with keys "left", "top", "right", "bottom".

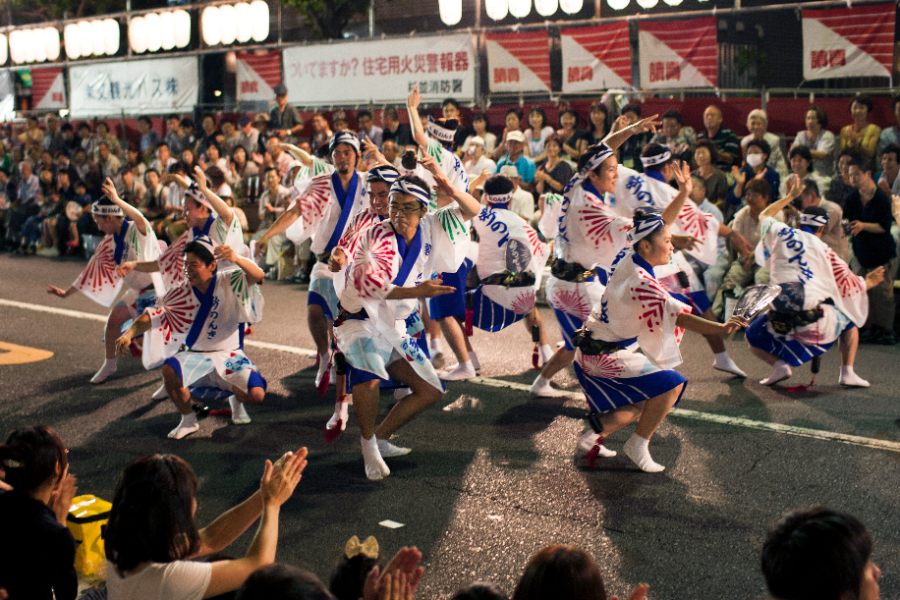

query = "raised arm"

[
  {"left": 258, "top": 203, "right": 301, "bottom": 245},
  {"left": 193, "top": 166, "right": 234, "bottom": 228},
  {"left": 406, "top": 85, "right": 429, "bottom": 150},
  {"left": 102, "top": 177, "right": 148, "bottom": 235},
  {"left": 215, "top": 244, "right": 265, "bottom": 284},
  {"left": 761, "top": 176, "right": 803, "bottom": 220},
  {"left": 662, "top": 162, "right": 692, "bottom": 226},
  {"left": 279, "top": 142, "right": 314, "bottom": 168},
  {"left": 419, "top": 153, "right": 480, "bottom": 219},
  {"left": 602, "top": 114, "right": 660, "bottom": 152}
]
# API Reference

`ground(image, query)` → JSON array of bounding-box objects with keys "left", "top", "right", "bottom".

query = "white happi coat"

[
  {"left": 471, "top": 205, "right": 549, "bottom": 314},
  {"left": 158, "top": 211, "right": 245, "bottom": 290},
  {"left": 754, "top": 216, "right": 868, "bottom": 345},
  {"left": 335, "top": 206, "right": 470, "bottom": 391},
  {"left": 613, "top": 165, "right": 720, "bottom": 266},
  {"left": 578, "top": 250, "right": 692, "bottom": 380},
  {"left": 540, "top": 181, "right": 632, "bottom": 321},
  {"left": 73, "top": 216, "right": 165, "bottom": 311}
]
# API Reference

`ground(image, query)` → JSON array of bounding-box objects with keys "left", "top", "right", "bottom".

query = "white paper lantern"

[
  {"left": 662, "top": 0, "right": 683, "bottom": 5},
  {"left": 219, "top": 4, "right": 237, "bottom": 45},
  {"left": 636, "top": 0, "right": 658, "bottom": 7},
  {"left": 535, "top": 0, "right": 558, "bottom": 16},
  {"left": 485, "top": 0, "right": 509, "bottom": 20},
  {"left": 0, "top": 34, "right": 7, "bottom": 65},
  {"left": 129, "top": 16, "right": 147, "bottom": 53},
  {"left": 202, "top": 6, "right": 221, "bottom": 46},
  {"left": 174, "top": 10, "right": 191, "bottom": 48},
  {"left": 76, "top": 21, "right": 91, "bottom": 57},
  {"left": 560, "top": 0, "right": 584, "bottom": 12},
  {"left": 102, "top": 19, "right": 119, "bottom": 55},
  {"left": 606, "top": 0, "right": 629, "bottom": 8},
  {"left": 87, "top": 20, "right": 104, "bottom": 56},
  {"left": 508, "top": 0, "right": 531, "bottom": 18},
  {"left": 44, "top": 27, "right": 61, "bottom": 61},
  {"left": 8, "top": 31, "right": 21, "bottom": 63},
  {"left": 64, "top": 23, "right": 79, "bottom": 59},
  {"left": 144, "top": 12, "right": 162, "bottom": 52},
  {"left": 159, "top": 12, "right": 176, "bottom": 50},
  {"left": 250, "top": 1, "right": 270, "bottom": 43},
  {"left": 439, "top": 0, "right": 462, "bottom": 25},
  {"left": 235, "top": 3, "right": 253, "bottom": 43}
]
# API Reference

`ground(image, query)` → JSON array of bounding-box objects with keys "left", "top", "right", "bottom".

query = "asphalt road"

[{"left": 1, "top": 253, "right": 898, "bottom": 599}]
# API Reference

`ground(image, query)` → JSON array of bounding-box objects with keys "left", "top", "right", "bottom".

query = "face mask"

[{"left": 746, "top": 153, "right": 764, "bottom": 168}]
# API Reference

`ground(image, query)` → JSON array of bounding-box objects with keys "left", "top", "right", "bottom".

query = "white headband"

[
  {"left": 427, "top": 116, "right": 457, "bottom": 143},
  {"left": 484, "top": 192, "right": 512, "bottom": 205},
  {"left": 564, "top": 143, "right": 615, "bottom": 195},
  {"left": 187, "top": 235, "right": 216, "bottom": 257},
  {"left": 367, "top": 165, "right": 400, "bottom": 185},
  {"left": 91, "top": 202, "right": 123, "bottom": 217},
  {"left": 185, "top": 183, "right": 212, "bottom": 210},
  {"left": 800, "top": 213, "right": 828, "bottom": 228},
  {"left": 628, "top": 213, "right": 665, "bottom": 244},
  {"left": 390, "top": 179, "right": 431, "bottom": 206},
  {"left": 640, "top": 149, "right": 673, "bottom": 168}
]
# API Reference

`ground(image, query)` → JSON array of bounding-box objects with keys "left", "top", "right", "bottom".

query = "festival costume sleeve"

[
  {"left": 212, "top": 207, "right": 246, "bottom": 252},
  {"left": 429, "top": 205, "right": 471, "bottom": 274},
  {"left": 825, "top": 247, "right": 868, "bottom": 327},
  {"left": 224, "top": 269, "right": 265, "bottom": 323},
  {"left": 672, "top": 199, "right": 720, "bottom": 265},
  {"left": 524, "top": 221, "right": 551, "bottom": 286},
  {"left": 427, "top": 138, "right": 469, "bottom": 193},
  {"left": 347, "top": 225, "right": 399, "bottom": 302},
  {"left": 285, "top": 175, "right": 331, "bottom": 244},
  {"left": 571, "top": 191, "right": 633, "bottom": 268},
  {"left": 159, "top": 231, "right": 190, "bottom": 290},
  {"left": 755, "top": 216, "right": 786, "bottom": 267},
  {"left": 631, "top": 273, "right": 692, "bottom": 369},
  {"left": 537, "top": 193, "right": 564, "bottom": 240},
  {"left": 140, "top": 283, "right": 200, "bottom": 369}
]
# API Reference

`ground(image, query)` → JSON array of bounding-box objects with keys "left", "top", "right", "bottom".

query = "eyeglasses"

[{"left": 389, "top": 202, "right": 422, "bottom": 215}]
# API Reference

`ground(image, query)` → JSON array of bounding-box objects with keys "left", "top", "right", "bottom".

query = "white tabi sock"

[
  {"left": 441, "top": 360, "right": 476, "bottom": 381},
  {"left": 429, "top": 337, "right": 443, "bottom": 355},
  {"left": 360, "top": 435, "right": 390, "bottom": 481},
  {"left": 529, "top": 374, "right": 566, "bottom": 398},
  {"left": 713, "top": 352, "right": 747, "bottom": 378},
  {"left": 228, "top": 396, "right": 251, "bottom": 425},
  {"left": 90, "top": 359, "right": 117, "bottom": 384},
  {"left": 623, "top": 433, "right": 665, "bottom": 473},
  {"left": 469, "top": 350, "right": 481, "bottom": 372},
  {"left": 539, "top": 344, "right": 554, "bottom": 364},
  {"left": 839, "top": 366, "right": 870, "bottom": 388},
  {"left": 760, "top": 360, "right": 792, "bottom": 386},
  {"left": 167, "top": 413, "right": 200, "bottom": 440}
]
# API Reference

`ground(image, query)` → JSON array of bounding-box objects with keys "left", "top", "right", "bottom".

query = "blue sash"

[
  {"left": 185, "top": 273, "right": 217, "bottom": 349},
  {"left": 392, "top": 225, "right": 422, "bottom": 286},
  {"left": 192, "top": 215, "right": 215, "bottom": 239},
  {"left": 112, "top": 219, "right": 131, "bottom": 265},
  {"left": 323, "top": 171, "right": 359, "bottom": 254}
]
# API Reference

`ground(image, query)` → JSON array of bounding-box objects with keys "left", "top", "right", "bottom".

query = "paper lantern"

[
  {"left": 144, "top": 12, "right": 162, "bottom": 52},
  {"left": 0, "top": 34, "right": 7, "bottom": 65},
  {"left": 250, "top": 1, "right": 270, "bottom": 43},
  {"left": 160, "top": 12, "right": 176, "bottom": 50},
  {"left": 102, "top": 20, "right": 119, "bottom": 56},
  {"left": 202, "top": 6, "right": 221, "bottom": 46},
  {"left": 439, "top": 0, "right": 462, "bottom": 25},
  {"left": 219, "top": 4, "right": 237, "bottom": 45},
  {"left": 485, "top": 0, "right": 509, "bottom": 20},
  {"left": 174, "top": 10, "right": 191, "bottom": 48},
  {"left": 235, "top": 3, "right": 253, "bottom": 43},
  {"left": 508, "top": 0, "right": 531, "bottom": 18},
  {"left": 535, "top": 0, "right": 558, "bottom": 16},
  {"left": 129, "top": 16, "right": 147, "bottom": 53},
  {"left": 636, "top": 0, "right": 658, "bottom": 7},
  {"left": 560, "top": 0, "right": 584, "bottom": 12},
  {"left": 64, "top": 23, "right": 80, "bottom": 59}
]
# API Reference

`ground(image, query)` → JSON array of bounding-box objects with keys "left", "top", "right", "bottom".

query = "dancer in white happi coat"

[
  {"left": 115, "top": 237, "right": 266, "bottom": 440},
  {"left": 333, "top": 161, "right": 481, "bottom": 481},
  {"left": 611, "top": 143, "right": 751, "bottom": 378},
  {"left": 573, "top": 209, "right": 746, "bottom": 473},
  {"left": 745, "top": 182, "right": 883, "bottom": 387},
  {"left": 529, "top": 116, "right": 668, "bottom": 398},
  {"left": 47, "top": 178, "right": 165, "bottom": 384},
  {"left": 259, "top": 132, "right": 369, "bottom": 394}
]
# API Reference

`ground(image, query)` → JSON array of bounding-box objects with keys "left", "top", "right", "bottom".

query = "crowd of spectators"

[
  {"left": 2, "top": 91, "right": 900, "bottom": 340},
  {"left": 0, "top": 425, "right": 885, "bottom": 599}
]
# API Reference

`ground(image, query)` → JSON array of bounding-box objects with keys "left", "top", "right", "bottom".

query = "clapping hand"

[
  {"left": 363, "top": 546, "right": 425, "bottom": 600},
  {"left": 260, "top": 447, "right": 308, "bottom": 508}
]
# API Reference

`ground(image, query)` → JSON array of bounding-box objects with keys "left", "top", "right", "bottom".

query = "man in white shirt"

[
  {"left": 463, "top": 136, "right": 497, "bottom": 181},
  {"left": 499, "top": 165, "right": 535, "bottom": 222}
]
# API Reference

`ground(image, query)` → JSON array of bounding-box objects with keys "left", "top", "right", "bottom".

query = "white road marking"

[{"left": 4, "top": 298, "right": 899, "bottom": 453}]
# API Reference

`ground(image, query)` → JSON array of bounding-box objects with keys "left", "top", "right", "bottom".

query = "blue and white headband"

[
  {"left": 329, "top": 131, "right": 361, "bottom": 154},
  {"left": 427, "top": 116, "right": 457, "bottom": 143},
  {"left": 563, "top": 143, "right": 615, "bottom": 195},
  {"left": 185, "top": 182, "right": 212, "bottom": 210},
  {"left": 389, "top": 179, "right": 431, "bottom": 206},
  {"left": 800, "top": 213, "right": 828, "bottom": 228},
  {"left": 640, "top": 148, "right": 672, "bottom": 168},
  {"left": 484, "top": 192, "right": 512, "bottom": 205},
  {"left": 91, "top": 201, "right": 123, "bottom": 217},
  {"left": 367, "top": 165, "right": 400, "bottom": 185},
  {"left": 628, "top": 213, "right": 665, "bottom": 244},
  {"left": 187, "top": 235, "right": 216, "bottom": 257}
]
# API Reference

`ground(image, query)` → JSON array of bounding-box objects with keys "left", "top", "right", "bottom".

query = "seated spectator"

[
  {"left": 196, "top": 113, "right": 222, "bottom": 158},
  {"left": 451, "top": 582, "right": 508, "bottom": 600},
  {"left": 791, "top": 105, "right": 836, "bottom": 178},
  {"left": 585, "top": 101, "right": 610, "bottom": 146},
  {"left": 496, "top": 130, "right": 536, "bottom": 190},
  {"left": 104, "top": 448, "right": 308, "bottom": 600},
  {"left": 237, "top": 564, "right": 334, "bottom": 600},
  {"left": 332, "top": 110, "right": 350, "bottom": 133},
  {"left": 149, "top": 142, "right": 177, "bottom": 175},
  {"left": 494, "top": 108, "right": 524, "bottom": 161},
  {"left": 692, "top": 140, "right": 729, "bottom": 211},
  {"left": 95, "top": 121, "right": 122, "bottom": 159},
  {"left": 615, "top": 103, "right": 651, "bottom": 171},
  {"left": 253, "top": 113, "right": 270, "bottom": 156},
  {"left": 203, "top": 142, "right": 227, "bottom": 173},
  {"left": 329, "top": 535, "right": 380, "bottom": 600},
  {"left": 845, "top": 157, "right": 897, "bottom": 345},
  {"left": 140, "top": 168, "right": 166, "bottom": 222},
  {"left": 840, "top": 94, "right": 881, "bottom": 172},
  {"left": 137, "top": 116, "right": 158, "bottom": 162},
  {"left": 220, "top": 119, "right": 240, "bottom": 156},
  {"left": 876, "top": 143, "right": 900, "bottom": 195},
  {"left": 442, "top": 97, "right": 473, "bottom": 152},
  {"left": 741, "top": 108, "right": 788, "bottom": 179},
  {"left": 381, "top": 107, "right": 412, "bottom": 149},
  {"left": 877, "top": 94, "right": 900, "bottom": 162},
  {"left": 256, "top": 167, "right": 294, "bottom": 280},
  {"left": 117, "top": 166, "right": 147, "bottom": 207},
  {"left": 512, "top": 544, "right": 648, "bottom": 600},
  {"left": 762, "top": 507, "right": 881, "bottom": 600},
  {"left": 180, "top": 147, "right": 197, "bottom": 174},
  {"left": 827, "top": 149, "right": 858, "bottom": 209},
  {"left": 499, "top": 164, "right": 536, "bottom": 222},
  {"left": 727, "top": 138, "right": 780, "bottom": 219},
  {"left": 558, "top": 108, "right": 588, "bottom": 162},
  {"left": 697, "top": 104, "right": 740, "bottom": 169},
  {"left": 382, "top": 139, "right": 401, "bottom": 169},
  {"left": 97, "top": 141, "right": 121, "bottom": 179},
  {"left": 0, "top": 425, "right": 78, "bottom": 600},
  {"left": 237, "top": 115, "right": 260, "bottom": 156},
  {"left": 524, "top": 107, "right": 555, "bottom": 163},
  {"left": 712, "top": 178, "right": 776, "bottom": 317},
  {"left": 534, "top": 135, "right": 573, "bottom": 196},
  {"left": 357, "top": 110, "right": 383, "bottom": 148},
  {"left": 227, "top": 145, "right": 261, "bottom": 213},
  {"left": 690, "top": 175, "right": 728, "bottom": 298},
  {"left": 780, "top": 146, "right": 828, "bottom": 199},
  {"left": 650, "top": 109, "right": 696, "bottom": 162},
  {"left": 462, "top": 136, "right": 497, "bottom": 181},
  {"left": 468, "top": 111, "right": 497, "bottom": 156},
  {"left": 795, "top": 178, "right": 848, "bottom": 260}
]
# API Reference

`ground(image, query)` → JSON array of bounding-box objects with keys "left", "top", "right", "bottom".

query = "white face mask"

[{"left": 746, "top": 153, "right": 765, "bottom": 168}]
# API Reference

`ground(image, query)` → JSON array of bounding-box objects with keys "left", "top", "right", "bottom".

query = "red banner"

[
  {"left": 802, "top": 3, "right": 895, "bottom": 80},
  {"left": 237, "top": 50, "right": 282, "bottom": 102},
  {"left": 560, "top": 23, "right": 632, "bottom": 92},
  {"left": 638, "top": 17, "right": 717, "bottom": 89},
  {"left": 485, "top": 31, "right": 552, "bottom": 93},
  {"left": 32, "top": 67, "right": 66, "bottom": 111}
]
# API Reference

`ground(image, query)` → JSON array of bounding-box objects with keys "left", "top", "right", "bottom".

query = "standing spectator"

[
  {"left": 585, "top": 101, "right": 611, "bottom": 146},
  {"left": 692, "top": 140, "right": 729, "bottom": 208},
  {"left": 827, "top": 149, "right": 859, "bottom": 208},
  {"left": 462, "top": 136, "right": 496, "bottom": 181},
  {"left": 650, "top": 109, "right": 696, "bottom": 162},
  {"left": 697, "top": 104, "right": 741, "bottom": 169},
  {"left": 877, "top": 94, "right": 900, "bottom": 161},
  {"left": 0, "top": 425, "right": 78, "bottom": 600},
  {"left": 164, "top": 115, "right": 185, "bottom": 154},
  {"left": 356, "top": 110, "right": 383, "bottom": 147},
  {"left": 270, "top": 83, "right": 304, "bottom": 142},
  {"left": 125, "top": 146, "right": 147, "bottom": 179},
  {"left": 253, "top": 113, "right": 271, "bottom": 157},
  {"left": 381, "top": 107, "right": 412, "bottom": 148},
  {"left": 762, "top": 508, "right": 882, "bottom": 600},
  {"left": 381, "top": 139, "right": 401, "bottom": 168},
  {"left": 845, "top": 157, "right": 897, "bottom": 344},
  {"left": 741, "top": 108, "right": 788, "bottom": 179},
  {"left": 77, "top": 122, "right": 97, "bottom": 158},
  {"left": 59, "top": 123, "right": 79, "bottom": 156},
  {"left": 496, "top": 130, "right": 536, "bottom": 189},
  {"left": 137, "top": 116, "right": 159, "bottom": 162},
  {"left": 19, "top": 116, "right": 44, "bottom": 156},
  {"left": 42, "top": 115, "right": 66, "bottom": 155},
  {"left": 791, "top": 105, "right": 836, "bottom": 178},
  {"left": 468, "top": 111, "right": 497, "bottom": 156},
  {"left": 140, "top": 168, "right": 166, "bottom": 222},
  {"left": 442, "top": 97, "right": 473, "bottom": 152},
  {"left": 534, "top": 135, "right": 573, "bottom": 197},
  {"left": 95, "top": 121, "right": 122, "bottom": 158},
  {"left": 493, "top": 108, "right": 524, "bottom": 161},
  {"left": 179, "top": 117, "right": 197, "bottom": 153},
  {"left": 839, "top": 94, "right": 881, "bottom": 171},
  {"left": 256, "top": 167, "right": 294, "bottom": 279},
  {"left": 499, "top": 165, "right": 535, "bottom": 222},
  {"left": 104, "top": 450, "right": 308, "bottom": 600},
  {"left": 195, "top": 114, "right": 222, "bottom": 158},
  {"left": 523, "top": 107, "right": 555, "bottom": 163},
  {"left": 237, "top": 115, "right": 261, "bottom": 155},
  {"left": 557, "top": 108, "right": 587, "bottom": 161},
  {"left": 309, "top": 113, "right": 333, "bottom": 156}
]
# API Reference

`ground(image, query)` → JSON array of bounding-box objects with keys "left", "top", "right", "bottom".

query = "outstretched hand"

[
  {"left": 417, "top": 279, "right": 455, "bottom": 297},
  {"left": 193, "top": 166, "right": 209, "bottom": 191},
  {"left": 101, "top": 177, "right": 121, "bottom": 203},
  {"left": 363, "top": 546, "right": 425, "bottom": 600},
  {"left": 406, "top": 84, "right": 421, "bottom": 110},
  {"left": 865, "top": 265, "right": 886, "bottom": 289},
  {"left": 722, "top": 315, "right": 749, "bottom": 335},
  {"left": 672, "top": 160, "right": 693, "bottom": 197},
  {"left": 611, "top": 583, "right": 650, "bottom": 600}
]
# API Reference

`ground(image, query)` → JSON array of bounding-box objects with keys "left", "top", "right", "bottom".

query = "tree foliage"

[
  {"left": 8, "top": 0, "right": 125, "bottom": 22},
  {"left": 281, "top": 0, "right": 371, "bottom": 40}
]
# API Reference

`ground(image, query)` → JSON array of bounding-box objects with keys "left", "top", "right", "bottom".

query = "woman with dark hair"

[
  {"left": 238, "top": 564, "right": 334, "bottom": 600},
  {"left": 839, "top": 94, "right": 881, "bottom": 171},
  {"left": 0, "top": 425, "right": 77, "bottom": 600},
  {"left": 512, "top": 545, "right": 648, "bottom": 600},
  {"left": 727, "top": 138, "right": 781, "bottom": 223},
  {"left": 557, "top": 108, "right": 587, "bottom": 160},
  {"left": 692, "top": 139, "right": 728, "bottom": 207},
  {"left": 791, "top": 105, "right": 836, "bottom": 178},
  {"left": 493, "top": 109, "right": 524, "bottom": 161},
  {"left": 524, "top": 107, "right": 555, "bottom": 163},
  {"left": 105, "top": 448, "right": 308, "bottom": 599},
  {"left": 467, "top": 112, "right": 497, "bottom": 156},
  {"left": 534, "top": 135, "right": 574, "bottom": 196},
  {"left": 586, "top": 102, "right": 611, "bottom": 146}
]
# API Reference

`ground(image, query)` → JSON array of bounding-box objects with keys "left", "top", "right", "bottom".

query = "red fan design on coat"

[
  {"left": 338, "top": 209, "right": 380, "bottom": 258},
  {"left": 151, "top": 284, "right": 199, "bottom": 345},
  {"left": 76, "top": 236, "right": 118, "bottom": 293},
  {"left": 631, "top": 274, "right": 670, "bottom": 333},
  {"left": 523, "top": 223, "right": 548, "bottom": 263},
  {"left": 350, "top": 224, "right": 397, "bottom": 299},
  {"left": 581, "top": 353, "right": 624, "bottom": 378},
  {"left": 298, "top": 175, "right": 332, "bottom": 231},
  {"left": 677, "top": 200, "right": 712, "bottom": 240},
  {"left": 580, "top": 203, "right": 628, "bottom": 250},
  {"left": 159, "top": 231, "right": 190, "bottom": 289},
  {"left": 550, "top": 287, "right": 591, "bottom": 319},
  {"left": 511, "top": 290, "right": 536, "bottom": 314},
  {"left": 827, "top": 249, "right": 864, "bottom": 298}
]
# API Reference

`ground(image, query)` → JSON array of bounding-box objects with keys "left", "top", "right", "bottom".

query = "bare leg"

[
  {"left": 162, "top": 364, "right": 191, "bottom": 415},
  {"left": 105, "top": 304, "right": 132, "bottom": 360},
  {"left": 352, "top": 380, "right": 381, "bottom": 440},
  {"left": 541, "top": 347, "right": 575, "bottom": 380},
  {"left": 634, "top": 383, "right": 683, "bottom": 441},
  {"left": 599, "top": 405, "right": 643, "bottom": 437},
  {"left": 840, "top": 326, "right": 859, "bottom": 367},
  {"left": 439, "top": 316, "right": 470, "bottom": 363},
  {"left": 307, "top": 304, "right": 330, "bottom": 356},
  {"left": 375, "top": 359, "right": 442, "bottom": 439},
  {"left": 525, "top": 308, "right": 549, "bottom": 345}
]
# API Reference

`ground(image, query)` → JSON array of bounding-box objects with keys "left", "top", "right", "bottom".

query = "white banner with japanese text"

[
  {"left": 283, "top": 34, "right": 476, "bottom": 105},
  {"left": 802, "top": 4, "right": 895, "bottom": 80},
  {"left": 485, "top": 31, "right": 552, "bottom": 93},
  {"left": 638, "top": 17, "right": 717, "bottom": 89},
  {"left": 69, "top": 56, "right": 198, "bottom": 118}
]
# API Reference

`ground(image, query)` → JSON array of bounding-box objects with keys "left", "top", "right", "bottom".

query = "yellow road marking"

[{"left": 0, "top": 341, "right": 54, "bottom": 365}]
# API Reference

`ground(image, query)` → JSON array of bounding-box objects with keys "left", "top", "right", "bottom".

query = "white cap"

[
  {"left": 499, "top": 165, "right": 520, "bottom": 179},
  {"left": 468, "top": 136, "right": 485, "bottom": 147},
  {"left": 506, "top": 130, "right": 526, "bottom": 144}
]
